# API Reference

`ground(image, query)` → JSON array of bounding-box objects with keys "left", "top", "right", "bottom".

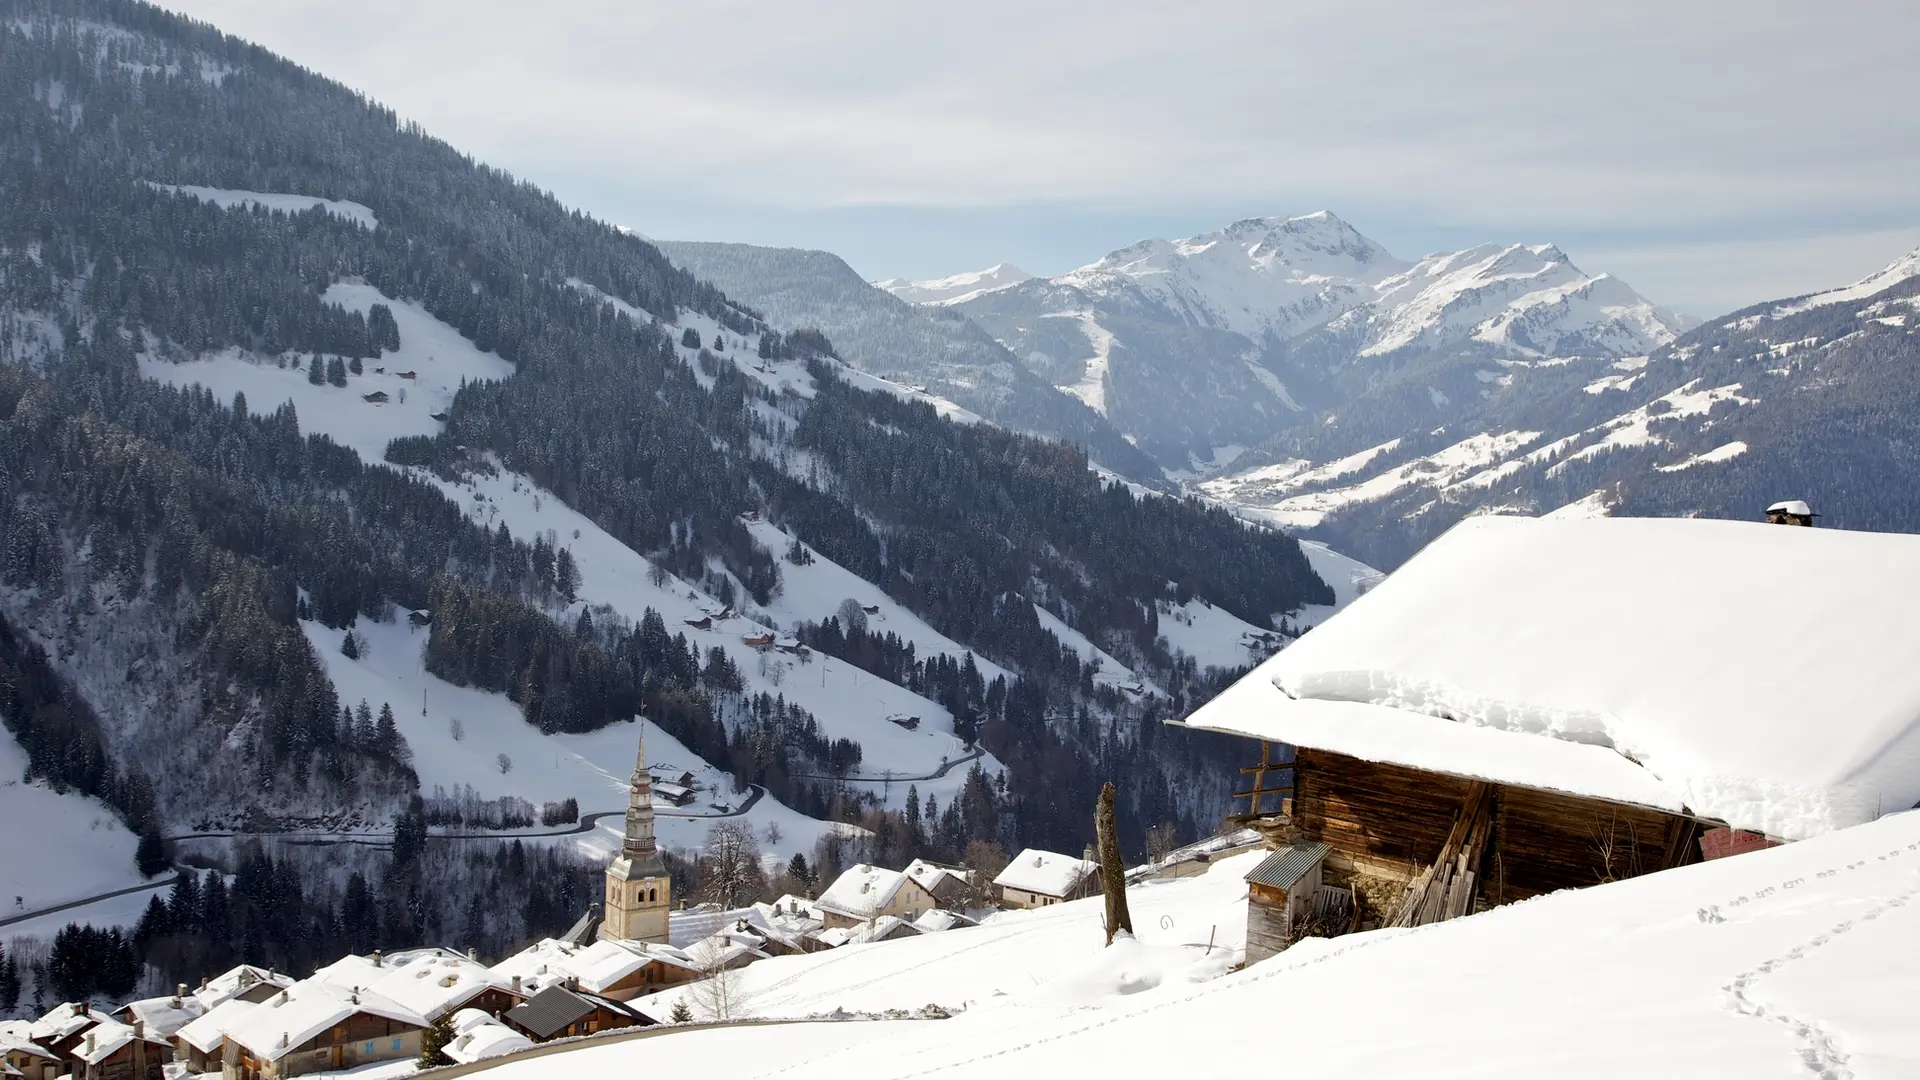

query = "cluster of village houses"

[{"left": 0, "top": 849, "right": 1099, "bottom": 1080}]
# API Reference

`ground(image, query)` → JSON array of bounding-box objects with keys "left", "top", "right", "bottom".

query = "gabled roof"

[
  {"left": 489, "top": 938, "right": 696, "bottom": 998},
  {"left": 193, "top": 965, "right": 293, "bottom": 1010},
  {"left": 1184, "top": 515, "right": 1920, "bottom": 841},
  {"left": 116, "top": 994, "right": 205, "bottom": 1038},
  {"left": 222, "top": 981, "right": 427, "bottom": 1061},
  {"left": 911, "top": 909, "right": 978, "bottom": 933},
  {"left": 903, "top": 859, "right": 974, "bottom": 897},
  {"left": 71, "top": 1019, "right": 169, "bottom": 1066},
  {"left": 847, "top": 915, "right": 921, "bottom": 945},
  {"left": 174, "top": 997, "right": 260, "bottom": 1055},
  {"left": 0, "top": 1027, "right": 57, "bottom": 1062},
  {"left": 993, "top": 850, "right": 1097, "bottom": 898},
  {"left": 502, "top": 985, "right": 633, "bottom": 1041},
  {"left": 28, "top": 1003, "right": 109, "bottom": 1044},
  {"left": 817, "top": 864, "right": 932, "bottom": 920},
  {"left": 444, "top": 1019, "right": 532, "bottom": 1064}
]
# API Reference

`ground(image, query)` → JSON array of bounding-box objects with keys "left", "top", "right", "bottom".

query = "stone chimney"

[
  {"left": 133, "top": 1019, "right": 145, "bottom": 1038},
  {"left": 510, "top": 975, "right": 522, "bottom": 995},
  {"left": 371, "top": 950, "right": 383, "bottom": 967},
  {"left": 173, "top": 984, "right": 187, "bottom": 1007},
  {"left": 467, "top": 948, "right": 477, "bottom": 962}
]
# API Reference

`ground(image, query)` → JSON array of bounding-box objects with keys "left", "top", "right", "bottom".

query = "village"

[
  {"left": 6, "top": 505, "right": 1919, "bottom": 1079},
  {"left": 0, "top": 729, "right": 1109, "bottom": 1080}
]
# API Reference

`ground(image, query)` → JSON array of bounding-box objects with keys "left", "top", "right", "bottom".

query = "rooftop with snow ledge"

[{"left": 1185, "top": 514, "right": 1920, "bottom": 842}]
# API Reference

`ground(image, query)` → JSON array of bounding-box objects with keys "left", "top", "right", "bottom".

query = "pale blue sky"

[{"left": 164, "top": 0, "right": 1920, "bottom": 318}]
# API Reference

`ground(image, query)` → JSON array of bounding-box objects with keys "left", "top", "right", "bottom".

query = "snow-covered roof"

[
  {"left": 72, "top": 1019, "right": 169, "bottom": 1066},
  {"left": 28, "top": 1003, "right": 110, "bottom": 1044},
  {"left": 307, "top": 953, "right": 384, "bottom": 989},
  {"left": 1767, "top": 499, "right": 1814, "bottom": 516},
  {"left": 812, "top": 927, "right": 853, "bottom": 948},
  {"left": 174, "top": 997, "right": 260, "bottom": 1055},
  {"left": 682, "top": 934, "right": 771, "bottom": 969},
  {"left": 846, "top": 916, "right": 921, "bottom": 945},
  {"left": 0, "top": 1027, "right": 56, "bottom": 1061},
  {"left": 489, "top": 938, "right": 695, "bottom": 998},
  {"left": 118, "top": 994, "right": 206, "bottom": 1038},
  {"left": 193, "top": 965, "right": 293, "bottom": 1010},
  {"left": 903, "top": 859, "right": 973, "bottom": 895},
  {"left": 1185, "top": 515, "right": 1920, "bottom": 840},
  {"left": 911, "top": 909, "right": 977, "bottom": 933},
  {"left": 222, "top": 982, "right": 426, "bottom": 1062},
  {"left": 817, "top": 864, "right": 926, "bottom": 920},
  {"left": 993, "top": 850, "right": 1098, "bottom": 899},
  {"left": 443, "top": 1018, "right": 532, "bottom": 1064},
  {"left": 360, "top": 949, "right": 509, "bottom": 1021}
]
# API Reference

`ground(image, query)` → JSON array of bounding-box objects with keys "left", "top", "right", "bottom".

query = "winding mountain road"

[{"left": 793, "top": 746, "right": 984, "bottom": 784}]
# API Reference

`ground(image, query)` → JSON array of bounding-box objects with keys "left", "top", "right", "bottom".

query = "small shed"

[
  {"left": 361, "top": 391, "right": 389, "bottom": 404},
  {"left": 1243, "top": 842, "right": 1331, "bottom": 964},
  {"left": 683, "top": 616, "right": 712, "bottom": 631},
  {"left": 887, "top": 714, "right": 920, "bottom": 731},
  {"left": 650, "top": 779, "right": 696, "bottom": 807},
  {"left": 407, "top": 609, "right": 432, "bottom": 627},
  {"left": 395, "top": 370, "right": 417, "bottom": 380},
  {"left": 741, "top": 632, "right": 775, "bottom": 648},
  {"left": 860, "top": 604, "right": 880, "bottom": 616},
  {"left": 1764, "top": 499, "right": 1817, "bottom": 526}
]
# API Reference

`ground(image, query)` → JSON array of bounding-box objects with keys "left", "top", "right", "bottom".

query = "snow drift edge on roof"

[{"left": 1188, "top": 515, "right": 1920, "bottom": 841}]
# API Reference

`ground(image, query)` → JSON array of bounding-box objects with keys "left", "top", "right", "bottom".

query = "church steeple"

[
  {"left": 601, "top": 721, "right": 670, "bottom": 943},
  {"left": 621, "top": 729, "right": 663, "bottom": 869}
]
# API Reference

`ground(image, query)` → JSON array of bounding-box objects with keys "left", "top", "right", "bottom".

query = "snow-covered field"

[
  {"left": 0, "top": 728, "right": 148, "bottom": 917},
  {"left": 148, "top": 184, "right": 378, "bottom": 230},
  {"left": 488, "top": 810, "right": 1920, "bottom": 1079}
]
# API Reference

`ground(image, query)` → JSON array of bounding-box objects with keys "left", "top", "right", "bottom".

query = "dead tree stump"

[{"left": 1097, "top": 781, "right": 1133, "bottom": 944}]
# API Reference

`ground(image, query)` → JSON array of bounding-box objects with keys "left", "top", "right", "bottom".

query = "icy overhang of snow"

[{"left": 1189, "top": 515, "right": 1920, "bottom": 841}]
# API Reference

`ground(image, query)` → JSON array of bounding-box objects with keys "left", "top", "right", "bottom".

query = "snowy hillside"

[
  {"left": 139, "top": 270, "right": 1006, "bottom": 833},
  {"left": 872, "top": 263, "right": 1032, "bottom": 306},
  {"left": 952, "top": 212, "right": 1688, "bottom": 470},
  {"left": 491, "top": 810, "right": 1920, "bottom": 1079},
  {"left": 0, "top": 729, "right": 147, "bottom": 916}
]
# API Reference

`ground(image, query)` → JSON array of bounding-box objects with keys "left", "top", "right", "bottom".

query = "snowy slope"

[
  {"left": 0, "top": 728, "right": 147, "bottom": 915},
  {"left": 1769, "top": 244, "right": 1920, "bottom": 317},
  {"left": 630, "top": 849, "right": 1262, "bottom": 1020},
  {"left": 139, "top": 278, "right": 1003, "bottom": 828},
  {"left": 872, "top": 264, "right": 1033, "bottom": 306},
  {"left": 147, "top": 184, "right": 378, "bottom": 230},
  {"left": 489, "top": 811, "right": 1920, "bottom": 1080}
]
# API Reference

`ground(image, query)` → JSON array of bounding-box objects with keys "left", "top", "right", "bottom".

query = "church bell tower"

[{"left": 601, "top": 724, "right": 671, "bottom": 943}]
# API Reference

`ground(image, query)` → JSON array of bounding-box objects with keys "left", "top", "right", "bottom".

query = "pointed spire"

[{"left": 623, "top": 722, "right": 659, "bottom": 864}]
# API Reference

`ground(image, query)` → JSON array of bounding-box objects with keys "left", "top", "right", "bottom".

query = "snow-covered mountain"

[
  {"left": 653, "top": 242, "right": 1158, "bottom": 479},
  {"left": 943, "top": 212, "right": 1691, "bottom": 470},
  {"left": 872, "top": 263, "right": 1033, "bottom": 306},
  {"left": 1204, "top": 242, "right": 1920, "bottom": 570}
]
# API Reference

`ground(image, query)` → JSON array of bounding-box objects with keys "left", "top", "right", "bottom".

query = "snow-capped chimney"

[
  {"left": 85, "top": 1033, "right": 96, "bottom": 1054},
  {"left": 133, "top": 1020, "right": 145, "bottom": 1038},
  {"left": 467, "top": 948, "right": 477, "bottom": 962},
  {"left": 175, "top": 984, "right": 187, "bottom": 1006},
  {"left": 371, "top": 950, "right": 382, "bottom": 967},
  {"left": 510, "top": 975, "right": 521, "bottom": 995},
  {"left": 1765, "top": 499, "right": 1816, "bottom": 526}
]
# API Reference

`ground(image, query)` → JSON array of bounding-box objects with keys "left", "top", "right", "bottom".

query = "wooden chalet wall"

[{"left": 1291, "top": 748, "right": 1697, "bottom": 919}]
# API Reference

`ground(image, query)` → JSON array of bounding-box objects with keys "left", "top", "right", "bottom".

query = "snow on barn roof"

[
  {"left": 174, "top": 997, "right": 260, "bottom": 1055},
  {"left": 28, "top": 1003, "right": 110, "bottom": 1043},
  {"left": 1184, "top": 515, "right": 1920, "bottom": 841},
  {"left": 223, "top": 982, "right": 426, "bottom": 1062},
  {"left": 817, "top": 864, "right": 919, "bottom": 921},
  {"left": 0, "top": 1027, "right": 56, "bottom": 1062},
  {"left": 993, "top": 849, "right": 1097, "bottom": 898},
  {"left": 1767, "top": 499, "right": 1814, "bottom": 517}
]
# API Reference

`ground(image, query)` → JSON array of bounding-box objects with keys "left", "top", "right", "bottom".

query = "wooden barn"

[{"left": 1183, "top": 515, "right": 1920, "bottom": 962}]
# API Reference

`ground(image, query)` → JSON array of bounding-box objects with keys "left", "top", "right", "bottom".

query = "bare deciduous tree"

[
  {"left": 1096, "top": 782, "right": 1132, "bottom": 945},
  {"left": 698, "top": 822, "right": 768, "bottom": 908}
]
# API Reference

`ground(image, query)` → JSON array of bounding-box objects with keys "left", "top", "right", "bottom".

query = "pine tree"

[
  {"left": 417, "top": 1014, "right": 454, "bottom": 1067},
  {"left": 375, "top": 703, "right": 401, "bottom": 759},
  {"left": 307, "top": 354, "right": 324, "bottom": 385},
  {"left": 680, "top": 327, "right": 699, "bottom": 349},
  {"left": 669, "top": 998, "right": 693, "bottom": 1023},
  {"left": 136, "top": 825, "right": 168, "bottom": 878},
  {"left": 341, "top": 630, "right": 360, "bottom": 660},
  {"left": 349, "top": 355, "right": 363, "bottom": 376},
  {"left": 555, "top": 548, "right": 579, "bottom": 603},
  {"left": 0, "top": 942, "right": 19, "bottom": 1013},
  {"left": 326, "top": 356, "right": 347, "bottom": 387}
]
